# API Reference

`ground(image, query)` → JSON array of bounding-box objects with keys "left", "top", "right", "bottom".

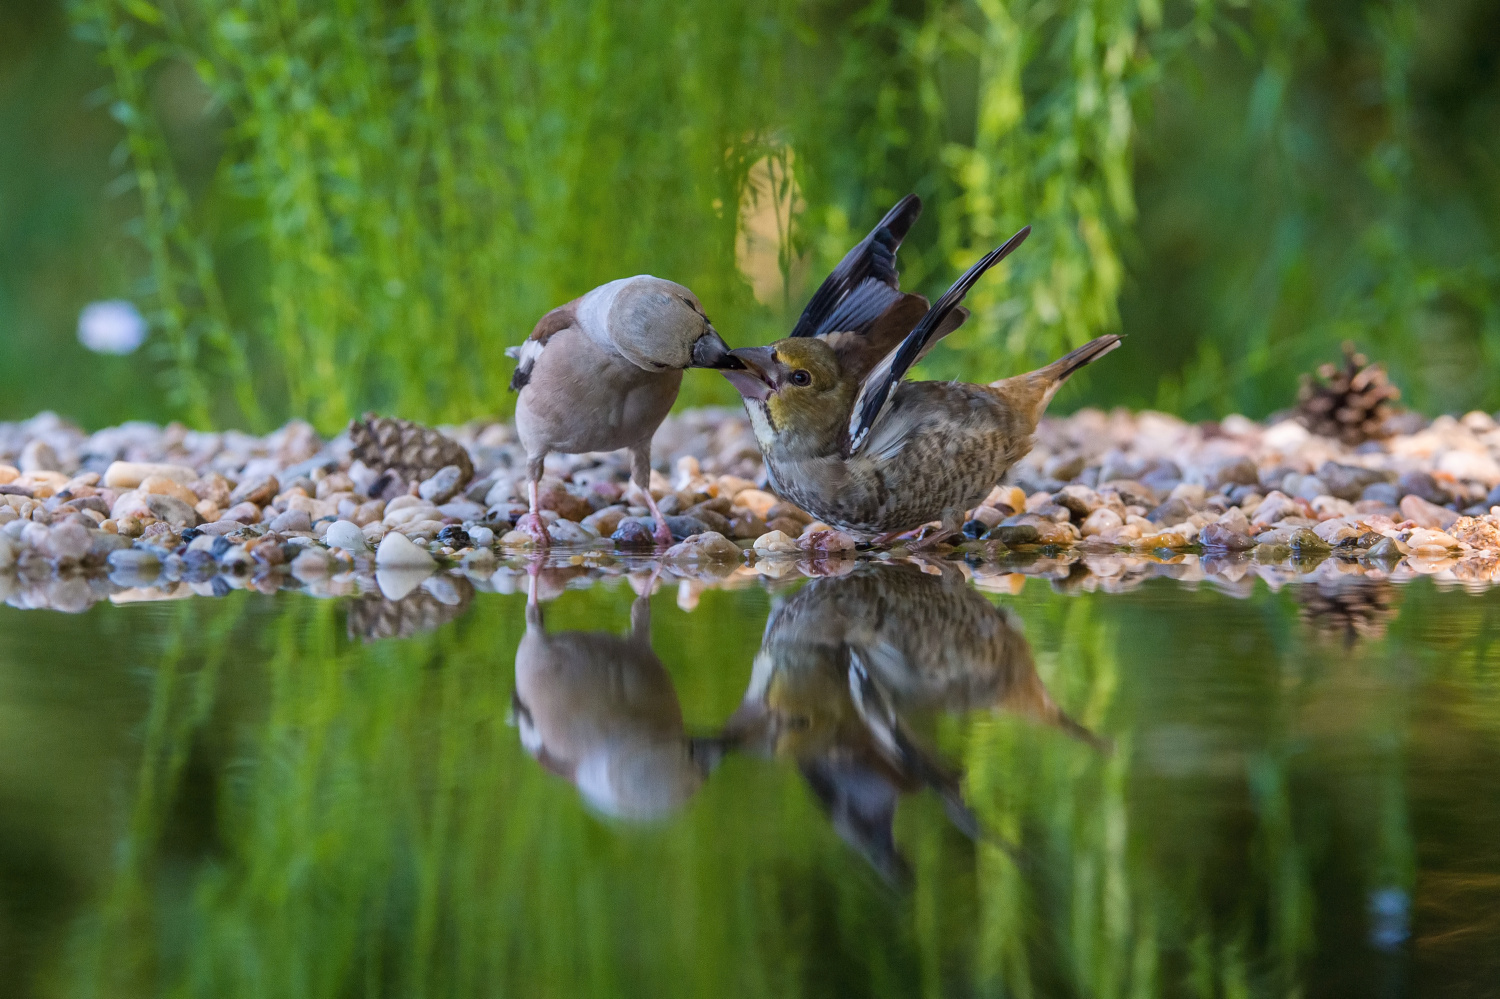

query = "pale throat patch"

[{"left": 745, "top": 401, "right": 777, "bottom": 442}]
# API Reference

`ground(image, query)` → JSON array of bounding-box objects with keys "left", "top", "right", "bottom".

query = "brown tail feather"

[
  {"left": 991, "top": 334, "right": 1123, "bottom": 422},
  {"left": 1037, "top": 334, "right": 1123, "bottom": 385}
]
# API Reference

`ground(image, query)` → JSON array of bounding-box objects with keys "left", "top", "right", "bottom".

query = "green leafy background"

[{"left": 2, "top": 0, "right": 1497, "bottom": 433}]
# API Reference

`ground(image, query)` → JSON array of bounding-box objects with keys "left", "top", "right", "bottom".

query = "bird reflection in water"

[
  {"left": 511, "top": 569, "right": 723, "bottom": 820},
  {"left": 723, "top": 561, "right": 1109, "bottom": 883}
]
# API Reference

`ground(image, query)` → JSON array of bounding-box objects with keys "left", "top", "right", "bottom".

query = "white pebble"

[
  {"left": 375, "top": 530, "right": 437, "bottom": 569},
  {"left": 325, "top": 519, "right": 370, "bottom": 553}
]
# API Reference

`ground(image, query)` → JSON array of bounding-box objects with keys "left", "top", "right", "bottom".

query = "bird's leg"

[
  {"left": 630, "top": 444, "right": 675, "bottom": 547},
  {"left": 524, "top": 559, "right": 544, "bottom": 629},
  {"left": 514, "top": 459, "right": 550, "bottom": 549}
]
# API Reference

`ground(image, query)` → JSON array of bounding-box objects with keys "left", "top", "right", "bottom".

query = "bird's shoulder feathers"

[{"left": 508, "top": 299, "right": 581, "bottom": 391}]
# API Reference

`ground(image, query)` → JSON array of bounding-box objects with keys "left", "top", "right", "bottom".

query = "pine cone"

[
  {"left": 346, "top": 576, "right": 475, "bottom": 642},
  {"left": 1296, "top": 579, "right": 1398, "bottom": 646},
  {"left": 348, "top": 414, "right": 473, "bottom": 487},
  {"left": 1294, "top": 342, "right": 1401, "bottom": 445}
]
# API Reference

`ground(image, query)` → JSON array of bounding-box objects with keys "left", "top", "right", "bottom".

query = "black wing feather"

[
  {"left": 790, "top": 194, "right": 922, "bottom": 338},
  {"left": 845, "top": 226, "right": 1031, "bottom": 454}
]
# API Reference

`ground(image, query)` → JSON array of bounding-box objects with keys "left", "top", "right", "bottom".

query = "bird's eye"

[{"left": 790, "top": 369, "right": 812, "bottom": 387}]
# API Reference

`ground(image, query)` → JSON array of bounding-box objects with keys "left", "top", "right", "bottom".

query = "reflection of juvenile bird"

[
  {"left": 511, "top": 574, "right": 721, "bottom": 819},
  {"left": 508, "top": 276, "right": 739, "bottom": 547},
  {"left": 722, "top": 562, "right": 1105, "bottom": 882},
  {"left": 723, "top": 203, "right": 1120, "bottom": 540}
]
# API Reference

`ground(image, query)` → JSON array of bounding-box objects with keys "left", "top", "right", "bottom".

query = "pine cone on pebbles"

[
  {"left": 1295, "top": 580, "right": 1399, "bottom": 646},
  {"left": 346, "top": 577, "right": 475, "bottom": 642},
  {"left": 1294, "top": 342, "right": 1401, "bottom": 446},
  {"left": 349, "top": 414, "right": 473, "bottom": 487}
]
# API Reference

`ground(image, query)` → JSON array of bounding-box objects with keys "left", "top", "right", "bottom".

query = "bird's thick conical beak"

[
  {"left": 689, "top": 328, "right": 742, "bottom": 369},
  {"left": 721, "top": 345, "right": 776, "bottom": 400}
]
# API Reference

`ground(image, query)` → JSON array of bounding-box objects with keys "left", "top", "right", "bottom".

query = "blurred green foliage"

[{"left": 1, "top": 0, "right": 1497, "bottom": 431}]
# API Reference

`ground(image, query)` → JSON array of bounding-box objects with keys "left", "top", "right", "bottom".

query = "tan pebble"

[
  {"left": 385, "top": 494, "right": 426, "bottom": 513},
  {"left": 65, "top": 472, "right": 101, "bottom": 490},
  {"left": 195, "top": 500, "right": 220, "bottom": 521},
  {"left": 1138, "top": 531, "right": 1187, "bottom": 549},
  {"left": 100, "top": 519, "right": 118, "bottom": 534},
  {"left": 220, "top": 502, "right": 262, "bottom": 524},
  {"left": 714, "top": 475, "right": 757, "bottom": 499},
  {"left": 104, "top": 461, "right": 197, "bottom": 489},
  {"left": 1025, "top": 491, "right": 1053, "bottom": 513},
  {"left": 141, "top": 474, "right": 200, "bottom": 505},
  {"left": 80, "top": 509, "right": 105, "bottom": 525},
  {"left": 500, "top": 529, "right": 538, "bottom": 548},
  {"left": 1407, "top": 528, "right": 1462, "bottom": 551},
  {"left": 1081, "top": 508, "right": 1123, "bottom": 537},
  {"left": 734, "top": 489, "right": 779, "bottom": 520},
  {"left": 0, "top": 465, "right": 17, "bottom": 485},
  {"left": 192, "top": 473, "right": 233, "bottom": 506},
  {"left": 799, "top": 521, "right": 832, "bottom": 537},
  {"left": 117, "top": 516, "right": 143, "bottom": 537},
  {"left": 969, "top": 505, "right": 1005, "bottom": 528},
  {"left": 752, "top": 530, "right": 799, "bottom": 554},
  {"left": 767, "top": 502, "right": 812, "bottom": 526},
  {"left": 351, "top": 500, "right": 385, "bottom": 526}
]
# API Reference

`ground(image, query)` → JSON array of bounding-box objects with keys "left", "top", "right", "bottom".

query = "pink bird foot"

[{"left": 515, "top": 512, "right": 551, "bottom": 548}]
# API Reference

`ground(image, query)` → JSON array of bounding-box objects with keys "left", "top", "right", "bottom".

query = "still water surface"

[{"left": 2, "top": 561, "right": 1498, "bottom": 997}]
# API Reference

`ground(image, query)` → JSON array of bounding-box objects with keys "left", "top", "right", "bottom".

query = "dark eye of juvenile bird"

[{"left": 790, "top": 369, "right": 811, "bottom": 386}]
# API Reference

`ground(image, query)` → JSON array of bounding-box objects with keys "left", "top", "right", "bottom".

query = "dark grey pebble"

[
  {"left": 436, "top": 525, "right": 471, "bottom": 548},
  {"left": 984, "top": 524, "right": 1040, "bottom": 546},
  {"left": 961, "top": 519, "right": 988, "bottom": 540},
  {"left": 663, "top": 515, "right": 710, "bottom": 541},
  {"left": 1397, "top": 470, "right": 1450, "bottom": 506},
  {"left": 612, "top": 520, "right": 655, "bottom": 547}
]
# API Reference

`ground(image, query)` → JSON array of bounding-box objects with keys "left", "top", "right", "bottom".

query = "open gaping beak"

[
  {"left": 689, "top": 328, "right": 743, "bottom": 369},
  {"left": 720, "top": 345, "right": 777, "bottom": 400}
]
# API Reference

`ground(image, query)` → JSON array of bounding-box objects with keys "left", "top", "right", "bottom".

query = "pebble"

[
  {"left": 418, "top": 465, "right": 466, "bottom": 504},
  {"left": 104, "top": 461, "right": 197, "bottom": 489},
  {"left": 752, "top": 530, "right": 799, "bottom": 555},
  {"left": 1399, "top": 494, "right": 1459, "bottom": 531},
  {"left": 324, "top": 520, "right": 370, "bottom": 553},
  {"left": 11, "top": 404, "right": 1500, "bottom": 612},
  {"left": 268, "top": 509, "right": 313, "bottom": 533},
  {"left": 611, "top": 520, "right": 655, "bottom": 547},
  {"left": 1199, "top": 522, "right": 1256, "bottom": 551},
  {"left": 375, "top": 531, "right": 437, "bottom": 569},
  {"left": 665, "top": 532, "right": 742, "bottom": 562}
]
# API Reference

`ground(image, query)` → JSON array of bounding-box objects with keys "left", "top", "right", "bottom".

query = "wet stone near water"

[{"left": 9, "top": 404, "right": 1500, "bottom": 611}]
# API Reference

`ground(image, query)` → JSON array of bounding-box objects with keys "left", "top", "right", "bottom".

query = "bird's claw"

[
  {"left": 908, "top": 526, "right": 957, "bottom": 551},
  {"left": 652, "top": 519, "right": 676, "bottom": 548},
  {"left": 515, "top": 513, "right": 551, "bottom": 548}
]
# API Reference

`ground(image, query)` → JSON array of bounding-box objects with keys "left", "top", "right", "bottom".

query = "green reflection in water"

[{"left": 2, "top": 568, "right": 1498, "bottom": 997}]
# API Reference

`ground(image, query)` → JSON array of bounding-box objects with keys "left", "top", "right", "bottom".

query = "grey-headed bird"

[
  {"left": 508, "top": 276, "right": 738, "bottom": 547},
  {"left": 722, "top": 200, "right": 1120, "bottom": 541}
]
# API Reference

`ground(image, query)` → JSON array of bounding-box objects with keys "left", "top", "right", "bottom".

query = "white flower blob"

[{"left": 78, "top": 300, "right": 147, "bottom": 355}]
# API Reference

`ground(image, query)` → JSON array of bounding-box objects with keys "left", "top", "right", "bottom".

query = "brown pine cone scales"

[
  {"left": 348, "top": 414, "right": 473, "bottom": 487},
  {"left": 1294, "top": 342, "right": 1402, "bottom": 445}
]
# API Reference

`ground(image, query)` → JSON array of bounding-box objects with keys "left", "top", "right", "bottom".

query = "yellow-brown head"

[{"left": 721, "top": 338, "right": 854, "bottom": 454}]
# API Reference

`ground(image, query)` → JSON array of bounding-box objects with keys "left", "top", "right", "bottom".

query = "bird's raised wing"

[
  {"left": 507, "top": 299, "right": 580, "bottom": 391},
  {"left": 843, "top": 226, "right": 1031, "bottom": 456},
  {"left": 791, "top": 194, "right": 922, "bottom": 340}
]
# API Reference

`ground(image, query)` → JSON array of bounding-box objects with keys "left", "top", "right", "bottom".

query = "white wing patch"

[{"left": 506, "top": 338, "right": 547, "bottom": 388}]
